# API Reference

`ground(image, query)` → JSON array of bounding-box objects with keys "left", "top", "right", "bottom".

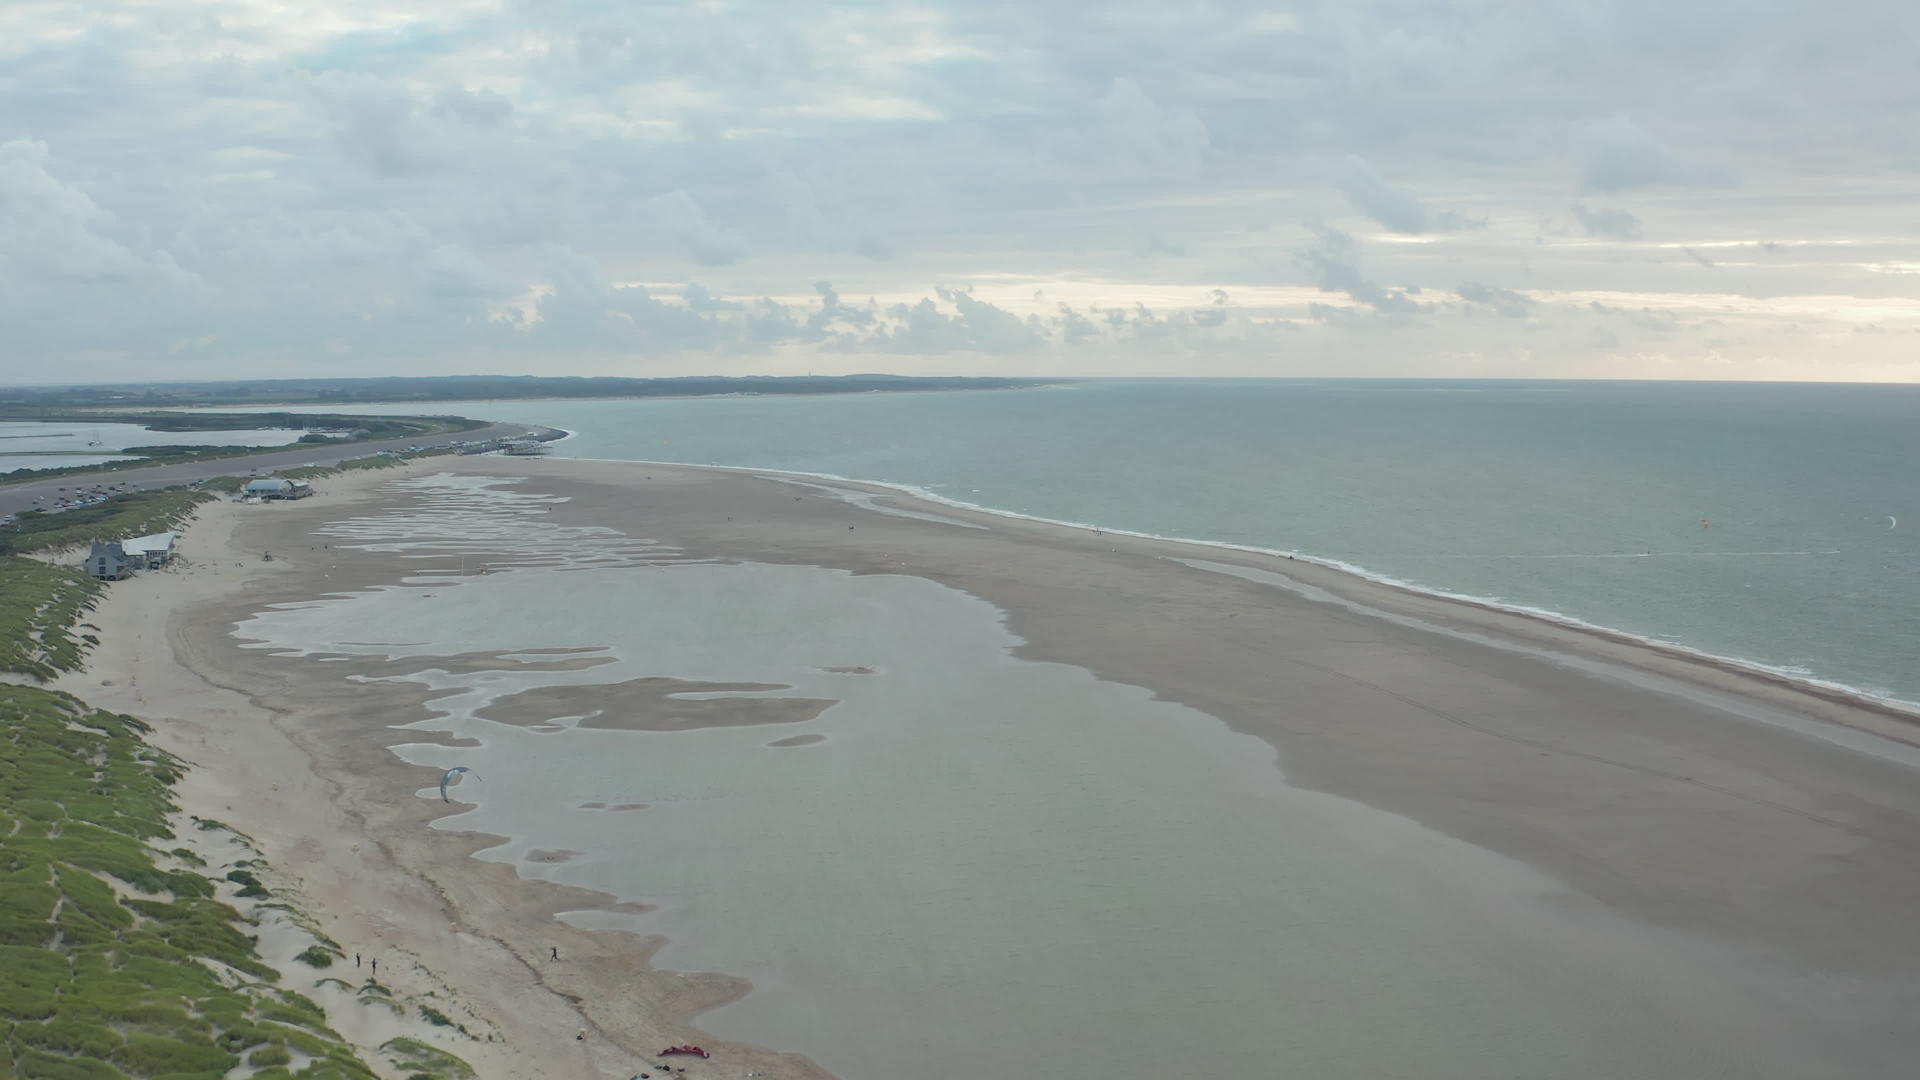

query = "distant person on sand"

[
  {"left": 370, "top": 959, "right": 377, "bottom": 976},
  {"left": 355, "top": 952, "right": 361, "bottom": 967},
  {"left": 551, "top": 946, "right": 559, "bottom": 960}
]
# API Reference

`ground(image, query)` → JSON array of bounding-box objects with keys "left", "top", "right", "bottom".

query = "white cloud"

[
  {"left": 642, "top": 189, "right": 751, "bottom": 266},
  {"left": 1571, "top": 203, "right": 1642, "bottom": 239},
  {"left": 1335, "top": 156, "right": 1465, "bottom": 234},
  {"left": 1297, "top": 226, "right": 1427, "bottom": 316},
  {"left": 1576, "top": 115, "right": 1731, "bottom": 193},
  {"left": 0, "top": 1, "right": 1916, "bottom": 381}
]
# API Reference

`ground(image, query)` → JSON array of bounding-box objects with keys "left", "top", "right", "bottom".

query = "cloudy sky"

[{"left": 4, "top": 1, "right": 1919, "bottom": 383}]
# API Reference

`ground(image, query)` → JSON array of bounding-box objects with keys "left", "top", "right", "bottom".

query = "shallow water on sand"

[{"left": 236, "top": 474, "right": 1890, "bottom": 1079}]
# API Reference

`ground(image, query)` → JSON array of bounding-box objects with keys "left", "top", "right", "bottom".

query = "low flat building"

[
  {"left": 244, "top": 478, "right": 295, "bottom": 499},
  {"left": 120, "top": 532, "right": 177, "bottom": 569}
]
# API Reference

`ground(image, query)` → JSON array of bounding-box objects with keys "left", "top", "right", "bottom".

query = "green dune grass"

[
  {"left": 0, "top": 688, "right": 472, "bottom": 1079},
  {"left": 0, "top": 489, "right": 214, "bottom": 558},
  {"left": 0, "top": 557, "right": 101, "bottom": 681},
  {"left": 0, "top": 460, "right": 479, "bottom": 1079}
]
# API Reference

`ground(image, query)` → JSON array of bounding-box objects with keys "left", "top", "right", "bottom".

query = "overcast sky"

[{"left": 4, "top": 1, "right": 1918, "bottom": 383}]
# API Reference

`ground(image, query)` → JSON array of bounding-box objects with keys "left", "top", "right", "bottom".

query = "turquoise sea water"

[{"left": 313, "top": 379, "right": 1920, "bottom": 706}]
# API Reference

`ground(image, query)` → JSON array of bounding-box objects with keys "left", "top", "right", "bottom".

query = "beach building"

[
  {"left": 244, "top": 477, "right": 300, "bottom": 500},
  {"left": 120, "top": 532, "right": 177, "bottom": 569},
  {"left": 85, "top": 541, "right": 129, "bottom": 580},
  {"left": 286, "top": 479, "right": 313, "bottom": 499},
  {"left": 84, "top": 532, "right": 175, "bottom": 578}
]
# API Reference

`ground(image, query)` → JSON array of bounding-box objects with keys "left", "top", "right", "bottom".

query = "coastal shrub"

[
  {"left": 56, "top": 867, "right": 134, "bottom": 930},
  {"left": 382, "top": 1036, "right": 477, "bottom": 1080},
  {"left": 223, "top": 867, "right": 270, "bottom": 896},
  {"left": 418, "top": 1005, "right": 453, "bottom": 1027},
  {"left": 54, "top": 908, "right": 116, "bottom": 947},
  {"left": 111, "top": 1031, "right": 237, "bottom": 1075},
  {"left": 212, "top": 1020, "right": 266, "bottom": 1052},
  {"left": 0, "top": 489, "right": 212, "bottom": 558},
  {"left": 257, "top": 1022, "right": 335, "bottom": 1059},
  {"left": 0, "top": 686, "right": 384, "bottom": 1080},
  {"left": 13, "top": 1046, "right": 130, "bottom": 1079},
  {"left": 249, "top": 1043, "right": 292, "bottom": 1067},
  {"left": 0, "top": 556, "right": 101, "bottom": 680},
  {"left": 272, "top": 989, "right": 328, "bottom": 1022},
  {"left": 14, "top": 800, "right": 64, "bottom": 824},
  {"left": 0, "top": 879, "right": 59, "bottom": 946},
  {"left": 256, "top": 1002, "right": 330, "bottom": 1033},
  {"left": 101, "top": 1001, "right": 198, "bottom": 1033},
  {"left": 294, "top": 945, "right": 335, "bottom": 968},
  {"left": 280, "top": 453, "right": 411, "bottom": 481},
  {"left": 166, "top": 872, "right": 214, "bottom": 899},
  {"left": 168, "top": 848, "right": 204, "bottom": 867},
  {"left": 310, "top": 1051, "right": 382, "bottom": 1080},
  {"left": 0, "top": 946, "right": 67, "bottom": 1018},
  {"left": 11, "top": 1016, "right": 123, "bottom": 1056}
]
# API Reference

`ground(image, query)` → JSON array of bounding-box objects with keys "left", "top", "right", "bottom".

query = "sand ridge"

[{"left": 474, "top": 676, "right": 835, "bottom": 731}]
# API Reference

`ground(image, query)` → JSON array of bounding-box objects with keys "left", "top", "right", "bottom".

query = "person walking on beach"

[
  {"left": 551, "top": 946, "right": 560, "bottom": 961},
  {"left": 355, "top": 952, "right": 361, "bottom": 968},
  {"left": 370, "top": 958, "right": 377, "bottom": 977}
]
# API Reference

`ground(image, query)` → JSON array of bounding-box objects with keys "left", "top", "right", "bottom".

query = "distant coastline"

[{"left": 2, "top": 373, "right": 1070, "bottom": 413}]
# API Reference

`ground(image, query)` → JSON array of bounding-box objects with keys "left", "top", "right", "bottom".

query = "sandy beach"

[{"left": 59, "top": 454, "right": 1920, "bottom": 1078}]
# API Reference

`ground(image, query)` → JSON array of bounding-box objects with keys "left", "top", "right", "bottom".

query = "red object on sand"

[{"left": 660, "top": 1044, "right": 711, "bottom": 1058}]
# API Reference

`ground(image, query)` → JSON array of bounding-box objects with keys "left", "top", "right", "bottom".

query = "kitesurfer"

[{"left": 439, "top": 766, "right": 478, "bottom": 802}]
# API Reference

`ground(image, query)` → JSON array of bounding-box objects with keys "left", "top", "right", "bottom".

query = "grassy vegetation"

[
  {"left": 293, "top": 946, "right": 336, "bottom": 969},
  {"left": 277, "top": 454, "right": 416, "bottom": 482},
  {"left": 0, "top": 489, "right": 213, "bottom": 557},
  {"left": 191, "top": 451, "right": 420, "bottom": 497},
  {"left": 382, "top": 1036, "right": 477, "bottom": 1080},
  {"left": 0, "top": 447, "right": 481, "bottom": 1079},
  {"left": 0, "top": 685, "right": 400, "bottom": 1078},
  {"left": 0, "top": 557, "right": 102, "bottom": 681}
]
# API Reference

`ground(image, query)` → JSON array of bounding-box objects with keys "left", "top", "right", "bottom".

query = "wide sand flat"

[{"left": 62, "top": 455, "right": 1920, "bottom": 1077}]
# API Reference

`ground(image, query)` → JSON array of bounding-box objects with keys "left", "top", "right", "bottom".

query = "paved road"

[{"left": 0, "top": 422, "right": 557, "bottom": 519}]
